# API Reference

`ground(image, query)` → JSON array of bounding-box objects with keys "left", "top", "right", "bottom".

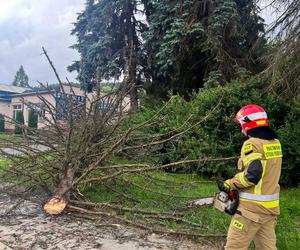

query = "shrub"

[
  {"left": 14, "top": 111, "right": 24, "bottom": 135},
  {"left": 28, "top": 109, "right": 38, "bottom": 128},
  {"left": 277, "top": 98, "right": 300, "bottom": 186},
  {"left": 135, "top": 78, "right": 298, "bottom": 186},
  {"left": 0, "top": 114, "right": 4, "bottom": 132}
]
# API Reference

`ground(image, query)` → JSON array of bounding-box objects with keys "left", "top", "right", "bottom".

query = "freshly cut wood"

[{"left": 43, "top": 197, "right": 67, "bottom": 215}]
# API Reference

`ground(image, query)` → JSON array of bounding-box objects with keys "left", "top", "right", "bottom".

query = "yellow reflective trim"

[
  {"left": 243, "top": 144, "right": 253, "bottom": 154},
  {"left": 242, "top": 153, "right": 262, "bottom": 166},
  {"left": 232, "top": 219, "right": 244, "bottom": 230},
  {"left": 240, "top": 198, "right": 279, "bottom": 208},
  {"left": 238, "top": 173, "right": 250, "bottom": 187},
  {"left": 255, "top": 160, "right": 267, "bottom": 195},
  {"left": 256, "top": 120, "right": 267, "bottom": 126},
  {"left": 259, "top": 160, "right": 267, "bottom": 194},
  {"left": 263, "top": 143, "right": 282, "bottom": 159}
]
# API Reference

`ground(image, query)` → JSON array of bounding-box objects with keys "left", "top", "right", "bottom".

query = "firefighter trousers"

[{"left": 224, "top": 211, "right": 277, "bottom": 250}]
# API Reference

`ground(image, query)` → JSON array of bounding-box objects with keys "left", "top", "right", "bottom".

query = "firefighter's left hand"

[{"left": 218, "top": 180, "right": 231, "bottom": 193}]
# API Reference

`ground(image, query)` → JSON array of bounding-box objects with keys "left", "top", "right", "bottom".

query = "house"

[
  {"left": 0, "top": 83, "right": 130, "bottom": 132},
  {"left": 0, "top": 84, "right": 30, "bottom": 131}
]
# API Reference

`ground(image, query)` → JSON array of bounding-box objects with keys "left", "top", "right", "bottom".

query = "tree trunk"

[
  {"left": 44, "top": 165, "right": 76, "bottom": 215},
  {"left": 125, "top": 0, "right": 139, "bottom": 112}
]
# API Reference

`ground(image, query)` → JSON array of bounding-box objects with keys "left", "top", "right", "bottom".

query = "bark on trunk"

[
  {"left": 44, "top": 165, "right": 76, "bottom": 215},
  {"left": 125, "top": 0, "right": 139, "bottom": 112}
]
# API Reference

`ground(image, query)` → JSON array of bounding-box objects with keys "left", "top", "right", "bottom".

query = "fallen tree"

[{"left": 0, "top": 48, "right": 236, "bottom": 238}]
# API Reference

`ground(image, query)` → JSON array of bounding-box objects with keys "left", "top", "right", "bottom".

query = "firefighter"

[{"left": 220, "top": 104, "right": 282, "bottom": 250}]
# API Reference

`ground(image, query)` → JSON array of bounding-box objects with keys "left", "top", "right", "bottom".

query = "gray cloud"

[{"left": 0, "top": 0, "right": 85, "bottom": 86}]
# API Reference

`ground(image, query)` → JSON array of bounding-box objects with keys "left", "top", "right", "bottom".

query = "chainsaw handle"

[{"left": 229, "top": 190, "right": 238, "bottom": 201}]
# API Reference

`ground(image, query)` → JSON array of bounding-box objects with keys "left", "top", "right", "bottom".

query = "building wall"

[
  {"left": 10, "top": 93, "right": 55, "bottom": 129},
  {"left": 9, "top": 86, "right": 89, "bottom": 129},
  {"left": 0, "top": 101, "right": 11, "bottom": 131},
  {"left": 0, "top": 85, "right": 131, "bottom": 131}
]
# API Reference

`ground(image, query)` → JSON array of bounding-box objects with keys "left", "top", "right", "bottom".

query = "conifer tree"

[
  {"left": 70, "top": 0, "right": 265, "bottom": 99},
  {"left": 12, "top": 65, "right": 30, "bottom": 88},
  {"left": 69, "top": 0, "right": 148, "bottom": 111},
  {"left": 143, "top": 0, "right": 265, "bottom": 96}
]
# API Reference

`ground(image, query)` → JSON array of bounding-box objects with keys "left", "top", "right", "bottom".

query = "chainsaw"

[{"left": 187, "top": 190, "right": 239, "bottom": 215}]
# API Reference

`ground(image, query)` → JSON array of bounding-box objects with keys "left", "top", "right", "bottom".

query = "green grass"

[
  {"left": 0, "top": 158, "right": 11, "bottom": 176},
  {"left": 81, "top": 171, "right": 300, "bottom": 249},
  {"left": 0, "top": 153, "right": 298, "bottom": 248},
  {"left": 0, "top": 133, "right": 22, "bottom": 143},
  {"left": 277, "top": 188, "right": 300, "bottom": 249},
  {"left": 81, "top": 172, "right": 231, "bottom": 236}
]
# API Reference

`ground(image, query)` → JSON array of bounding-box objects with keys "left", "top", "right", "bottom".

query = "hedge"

[
  {"left": 14, "top": 111, "right": 24, "bottom": 135},
  {"left": 0, "top": 114, "right": 4, "bottom": 132},
  {"left": 133, "top": 78, "right": 299, "bottom": 186}
]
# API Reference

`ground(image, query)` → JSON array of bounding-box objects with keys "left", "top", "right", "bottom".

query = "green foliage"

[
  {"left": 277, "top": 98, "right": 300, "bottom": 186},
  {"left": 12, "top": 65, "right": 30, "bottom": 88},
  {"left": 69, "top": 0, "right": 147, "bottom": 92},
  {"left": 135, "top": 77, "right": 298, "bottom": 185},
  {"left": 143, "top": 0, "right": 265, "bottom": 96},
  {"left": 70, "top": 0, "right": 265, "bottom": 98},
  {"left": 0, "top": 114, "right": 5, "bottom": 132},
  {"left": 28, "top": 109, "right": 38, "bottom": 129},
  {"left": 14, "top": 111, "right": 24, "bottom": 135}
]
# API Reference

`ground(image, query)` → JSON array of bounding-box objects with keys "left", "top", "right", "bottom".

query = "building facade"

[{"left": 0, "top": 84, "right": 129, "bottom": 132}]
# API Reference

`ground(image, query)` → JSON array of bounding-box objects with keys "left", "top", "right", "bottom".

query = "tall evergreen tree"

[
  {"left": 70, "top": 0, "right": 265, "bottom": 100},
  {"left": 143, "top": 0, "right": 265, "bottom": 97},
  {"left": 12, "top": 65, "right": 30, "bottom": 88},
  {"left": 69, "top": 0, "right": 148, "bottom": 111}
]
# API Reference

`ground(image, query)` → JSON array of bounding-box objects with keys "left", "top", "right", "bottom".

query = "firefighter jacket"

[{"left": 227, "top": 137, "right": 282, "bottom": 215}]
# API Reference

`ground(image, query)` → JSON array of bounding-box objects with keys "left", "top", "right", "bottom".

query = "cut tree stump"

[{"left": 43, "top": 197, "right": 67, "bottom": 215}]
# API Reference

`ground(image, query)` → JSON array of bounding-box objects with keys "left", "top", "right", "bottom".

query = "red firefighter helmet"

[{"left": 235, "top": 104, "right": 269, "bottom": 135}]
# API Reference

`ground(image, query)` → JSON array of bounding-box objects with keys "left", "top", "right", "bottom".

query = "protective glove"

[{"left": 218, "top": 180, "right": 231, "bottom": 194}]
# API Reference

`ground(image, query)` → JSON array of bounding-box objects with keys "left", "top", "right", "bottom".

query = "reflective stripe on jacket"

[{"left": 228, "top": 137, "right": 282, "bottom": 215}]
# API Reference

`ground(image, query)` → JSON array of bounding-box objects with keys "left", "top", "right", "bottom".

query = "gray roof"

[{"left": 0, "top": 83, "right": 29, "bottom": 93}]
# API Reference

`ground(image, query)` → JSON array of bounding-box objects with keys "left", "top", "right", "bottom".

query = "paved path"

[
  {"left": 1, "top": 144, "right": 50, "bottom": 156},
  {"left": 0, "top": 186, "right": 221, "bottom": 250}
]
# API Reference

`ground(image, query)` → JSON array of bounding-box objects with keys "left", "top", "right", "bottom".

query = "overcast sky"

[
  {"left": 0, "top": 0, "right": 85, "bottom": 86},
  {"left": 0, "top": 1, "right": 278, "bottom": 86}
]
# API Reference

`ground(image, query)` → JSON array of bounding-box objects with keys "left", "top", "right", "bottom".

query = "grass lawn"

[
  {"left": 81, "top": 171, "right": 300, "bottom": 249},
  {"left": 0, "top": 158, "right": 11, "bottom": 176},
  {"left": 0, "top": 133, "right": 22, "bottom": 143}
]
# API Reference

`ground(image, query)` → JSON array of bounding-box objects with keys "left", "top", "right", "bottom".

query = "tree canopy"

[
  {"left": 69, "top": 0, "right": 266, "bottom": 102},
  {"left": 143, "top": 0, "right": 265, "bottom": 96},
  {"left": 69, "top": 0, "right": 300, "bottom": 104},
  {"left": 68, "top": 0, "right": 148, "bottom": 110}
]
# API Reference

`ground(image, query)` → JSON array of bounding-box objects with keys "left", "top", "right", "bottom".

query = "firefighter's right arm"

[
  {"left": 224, "top": 143, "right": 264, "bottom": 190},
  {"left": 225, "top": 159, "right": 263, "bottom": 190}
]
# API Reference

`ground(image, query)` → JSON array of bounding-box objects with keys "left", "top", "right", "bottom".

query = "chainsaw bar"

[{"left": 187, "top": 196, "right": 214, "bottom": 207}]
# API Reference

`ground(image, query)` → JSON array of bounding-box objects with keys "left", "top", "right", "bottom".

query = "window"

[{"left": 13, "top": 104, "right": 22, "bottom": 119}]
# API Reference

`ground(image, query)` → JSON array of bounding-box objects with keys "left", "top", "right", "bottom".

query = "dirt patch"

[{"left": 0, "top": 187, "right": 223, "bottom": 250}]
